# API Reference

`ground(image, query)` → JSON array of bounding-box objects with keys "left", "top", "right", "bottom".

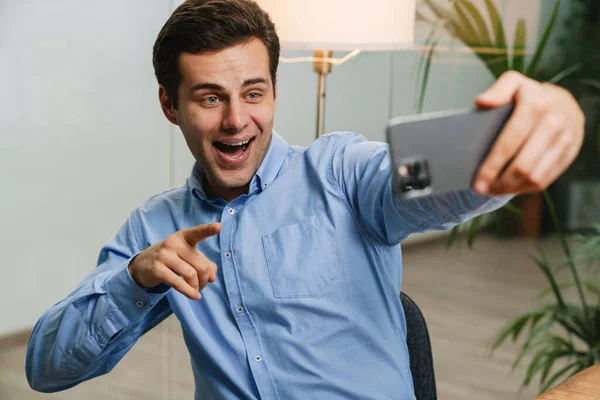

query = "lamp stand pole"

[{"left": 313, "top": 49, "right": 332, "bottom": 139}]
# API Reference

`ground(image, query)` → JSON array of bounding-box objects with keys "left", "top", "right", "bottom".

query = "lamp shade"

[{"left": 255, "top": 0, "right": 416, "bottom": 51}]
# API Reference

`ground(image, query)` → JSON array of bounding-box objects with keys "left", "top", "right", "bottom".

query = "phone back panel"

[{"left": 386, "top": 104, "right": 514, "bottom": 199}]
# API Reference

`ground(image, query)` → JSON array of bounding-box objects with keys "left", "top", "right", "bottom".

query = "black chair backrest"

[{"left": 400, "top": 292, "right": 438, "bottom": 400}]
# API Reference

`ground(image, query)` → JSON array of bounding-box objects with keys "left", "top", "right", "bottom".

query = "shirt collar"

[
  {"left": 252, "top": 130, "right": 288, "bottom": 192},
  {"left": 187, "top": 130, "right": 288, "bottom": 202}
]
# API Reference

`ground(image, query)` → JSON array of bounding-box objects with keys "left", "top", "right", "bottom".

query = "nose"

[{"left": 221, "top": 98, "right": 248, "bottom": 133}]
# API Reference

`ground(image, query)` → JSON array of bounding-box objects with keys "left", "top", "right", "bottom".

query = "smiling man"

[
  {"left": 166, "top": 39, "right": 277, "bottom": 203},
  {"left": 26, "top": 1, "right": 585, "bottom": 399}
]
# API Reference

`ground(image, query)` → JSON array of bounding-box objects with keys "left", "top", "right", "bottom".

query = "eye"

[
  {"left": 203, "top": 96, "right": 221, "bottom": 105},
  {"left": 247, "top": 92, "right": 262, "bottom": 100}
]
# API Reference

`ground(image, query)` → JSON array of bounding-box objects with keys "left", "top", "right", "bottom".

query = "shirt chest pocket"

[{"left": 262, "top": 212, "right": 339, "bottom": 299}]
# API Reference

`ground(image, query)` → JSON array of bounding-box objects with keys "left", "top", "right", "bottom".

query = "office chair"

[{"left": 400, "top": 292, "right": 438, "bottom": 400}]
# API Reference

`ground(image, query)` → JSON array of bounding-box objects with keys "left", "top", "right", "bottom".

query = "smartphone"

[{"left": 386, "top": 104, "right": 514, "bottom": 199}]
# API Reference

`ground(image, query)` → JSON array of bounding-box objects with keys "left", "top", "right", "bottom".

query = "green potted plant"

[
  {"left": 491, "top": 205, "right": 600, "bottom": 393},
  {"left": 415, "top": 0, "right": 600, "bottom": 393}
]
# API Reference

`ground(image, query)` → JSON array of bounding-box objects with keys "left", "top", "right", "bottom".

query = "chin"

[{"left": 214, "top": 170, "right": 254, "bottom": 190}]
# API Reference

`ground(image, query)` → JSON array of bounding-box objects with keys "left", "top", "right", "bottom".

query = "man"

[{"left": 26, "top": 0, "right": 585, "bottom": 399}]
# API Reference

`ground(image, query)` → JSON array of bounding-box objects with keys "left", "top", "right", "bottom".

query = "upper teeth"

[{"left": 222, "top": 139, "right": 251, "bottom": 146}]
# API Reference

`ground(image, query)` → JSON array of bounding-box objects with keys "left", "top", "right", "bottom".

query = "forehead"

[{"left": 177, "top": 38, "right": 271, "bottom": 88}]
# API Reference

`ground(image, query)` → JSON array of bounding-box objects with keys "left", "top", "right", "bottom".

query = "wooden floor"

[{"left": 0, "top": 233, "right": 582, "bottom": 399}]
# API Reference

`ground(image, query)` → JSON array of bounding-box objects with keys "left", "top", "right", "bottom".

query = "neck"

[{"left": 203, "top": 174, "right": 249, "bottom": 203}]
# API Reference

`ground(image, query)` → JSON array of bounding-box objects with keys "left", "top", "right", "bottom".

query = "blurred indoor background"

[{"left": 1, "top": 0, "right": 599, "bottom": 399}]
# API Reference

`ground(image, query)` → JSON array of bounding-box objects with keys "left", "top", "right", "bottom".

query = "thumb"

[
  {"left": 181, "top": 222, "right": 221, "bottom": 246},
  {"left": 475, "top": 71, "right": 524, "bottom": 109}
]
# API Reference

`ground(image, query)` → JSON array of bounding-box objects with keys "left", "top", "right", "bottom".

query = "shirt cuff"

[{"left": 103, "top": 257, "right": 169, "bottom": 321}]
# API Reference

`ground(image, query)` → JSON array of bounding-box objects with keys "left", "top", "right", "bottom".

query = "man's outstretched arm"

[{"left": 330, "top": 71, "right": 585, "bottom": 245}]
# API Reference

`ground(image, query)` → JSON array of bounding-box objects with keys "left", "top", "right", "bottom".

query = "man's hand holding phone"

[{"left": 474, "top": 71, "right": 585, "bottom": 196}]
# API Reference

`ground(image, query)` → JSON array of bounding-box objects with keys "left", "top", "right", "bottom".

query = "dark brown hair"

[{"left": 152, "top": 0, "right": 280, "bottom": 109}]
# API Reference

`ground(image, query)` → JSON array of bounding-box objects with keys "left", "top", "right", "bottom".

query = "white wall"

[
  {"left": 1, "top": 0, "right": 542, "bottom": 336},
  {"left": 0, "top": 1, "right": 171, "bottom": 335}
]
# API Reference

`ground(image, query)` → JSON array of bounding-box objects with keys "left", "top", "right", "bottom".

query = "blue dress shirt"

[{"left": 26, "top": 131, "right": 509, "bottom": 399}]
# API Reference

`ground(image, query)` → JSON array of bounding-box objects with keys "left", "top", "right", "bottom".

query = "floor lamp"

[{"left": 257, "top": 0, "right": 416, "bottom": 139}]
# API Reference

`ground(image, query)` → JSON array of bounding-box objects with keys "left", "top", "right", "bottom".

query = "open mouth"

[
  {"left": 213, "top": 137, "right": 253, "bottom": 153},
  {"left": 212, "top": 137, "right": 255, "bottom": 165}
]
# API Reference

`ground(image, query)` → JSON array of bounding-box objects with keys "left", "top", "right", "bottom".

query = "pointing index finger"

[{"left": 181, "top": 222, "right": 221, "bottom": 246}]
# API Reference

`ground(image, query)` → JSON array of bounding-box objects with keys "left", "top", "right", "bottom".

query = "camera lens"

[{"left": 397, "top": 158, "right": 431, "bottom": 195}]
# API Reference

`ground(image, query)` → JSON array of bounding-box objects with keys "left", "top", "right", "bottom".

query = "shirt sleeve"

[
  {"left": 25, "top": 210, "right": 173, "bottom": 393},
  {"left": 329, "top": 133, "right": 513, "bottom": 246}
]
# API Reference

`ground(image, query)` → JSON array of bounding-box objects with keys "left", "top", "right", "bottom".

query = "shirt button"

[
  {"left": 227, "top": 208, "right": 235, "bottom": 215},
  {"left": 135, "top": 301, "right": 144, "bottom": 308},
  {"left": 236, "top": 306, "right": 245, "bottom": 313},
  {"left": 224, "top": 252, "right": 231, "bottom": 259},
  {"left": 254, "top": 355, "right": 262, "bottom": 362}
]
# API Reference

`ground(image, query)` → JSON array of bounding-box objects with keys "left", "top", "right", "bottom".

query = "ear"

[{"left": 159, "top": 85, "right": 179, "bottom": 126}]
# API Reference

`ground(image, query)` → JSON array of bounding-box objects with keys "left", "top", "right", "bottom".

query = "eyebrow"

[{"left": 190, "top": 77, "right": 269, "bottom": 93}]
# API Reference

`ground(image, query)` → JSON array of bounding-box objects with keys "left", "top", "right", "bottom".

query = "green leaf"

[
  {"left": 594, "top": 308, "right": 600, "bottom": 343},
  {"left": 543, "top": 191, "right": 589, "bottom": 321},
  {"left": 482, "top": 0, "right": 507, "bottom": 51},
  {"left": 423, "top": 0, "right": 457, "bottom": 23},
  {"left": 458, "top": 0, "right": 492, "bottom": 46},
  {"left": 512, "top": 331, "right": 551, "bottom": 372},
  {"left": 539, "top": 356, "right": 555, "bottom": 385},
  {"left": 466, "top": 216, "right": 482, "bottom": 248},
  {"left": 570, "top": 233, "right": 600, "bottom": 264},
  {"left": 502, "top": 201, "right": 525, "bottom": 220},
  {"left": 473, "top": 53, "right": 507, "bottom": 80},
  {"left": 416, "top": 39, "right": 438, "bottom": 114},
  {"left": 480, "top": 0, "right": 508, "bottom": 76},
  {"left": 511, "top": 18, "right": 527, "bottom": 73},
  {"left": 530, "top": 255, "right": 566, "bottom": 309},
  {"left": 511, "top": 313, "right": 531, "bottom": 341},
  {"left": 580, "top": 352, "right": 596, "bottom": 369},
  {"left": 536, "top": 280, "right": 600, "bottom": 301},
  {"left": 415, "top": 8, "right": 435, "bottom": 24},
  {"left": 493, "top": 317, "right": 526, "bottom": 351},
  {"left": 540, "top": 350, "right": 574, "bottom": 385},
  {"left": 581, "top": 79, "right": 600, "bottom": 91},
  {"left": 548, "top": 62, "right": 584, "bottom": 84},
  {"left": 525, "top": 0, "right": 561, "bottom": 78},
  {"left": 483, "top": 55, "right": 510, "bottom": 67},
  {"left": 555, "top": 313, "right": 589, "bottom": 343},
  {"left": 547, "top": 334, "right": 574, "bottom": 351},
  {"left": 453, "top": 2, "right": 479, "bottom": 45},
  {"left": 413, "top": 19, "right": 443, "bottom": 106},
  {"left": 539, "top": 360, "right": 581, "bottom": 394},
  {"left": 421, "top": 0, "right": 505, "bottom": 79},
  {"left": 535, "top": 281, "right": 575, "bottom": 300},
  {"left": 524, "top": 349, "right": 549, "bottom": 387},
  {"left": 587, "top": 281, "right": 600, "bottom": 298},
  {"left": 422, "top": 0, "right": 468, "bottom": 44},
  {"left": 529, "top": 311, "right": 546, "bottom": 332},
  {"left": 492, "top": 311, "right": 538, "bottom": 351},
  {"left": 509, "top": 318, "right": 555, "bottom": 371},
  {"left": 526, "top": 339, "right": 575, "bottom": 389},
  {"left": 555, "top": 235, "right": 600, "bottom": 272},
  {"left": 446, "top": 226, "right": 459, "bottom": 249},
  {"left": 593, "top": 342, "right": 600, "bottom": 363}
]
